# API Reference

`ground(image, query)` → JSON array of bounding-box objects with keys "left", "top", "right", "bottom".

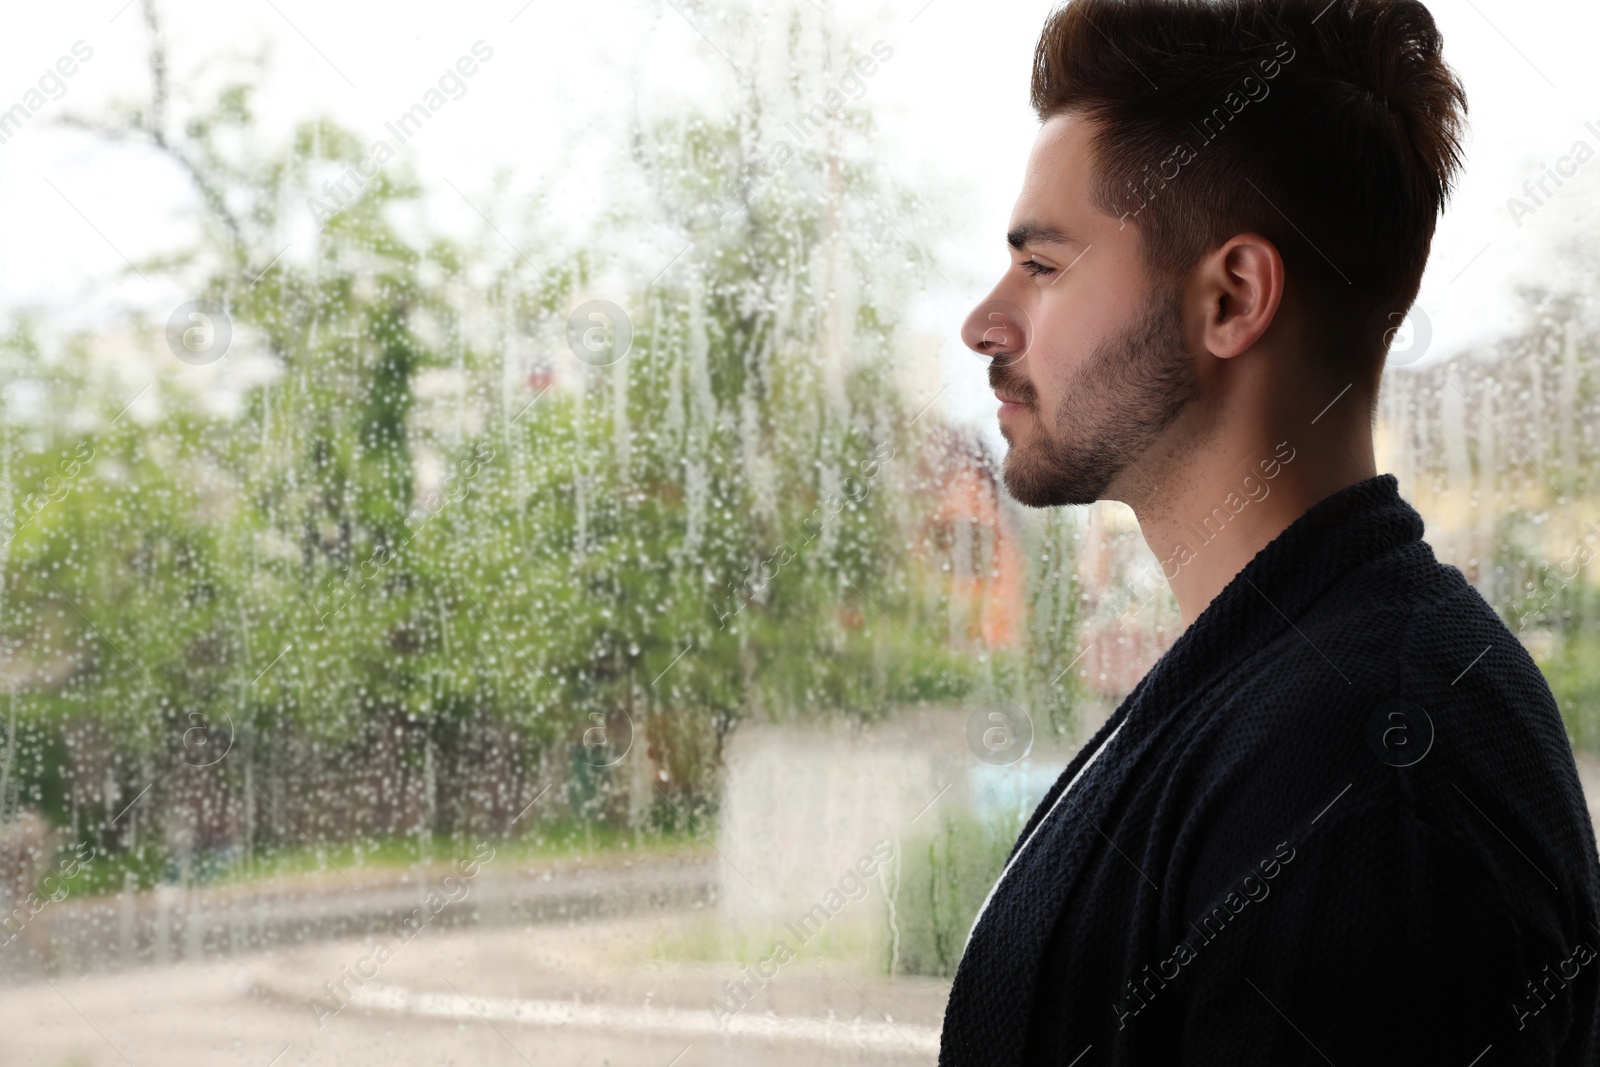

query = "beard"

[{"left": 992, "top": 287, "right": 1195, "bottom": 508}]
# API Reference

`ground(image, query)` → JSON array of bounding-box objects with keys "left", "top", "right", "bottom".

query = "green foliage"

[
  {"left": 49, "top": 817, "right": 701, "bottom": 899},
  {"left": 1488, "top": 509, "right": 1600, "bottom": 745},
  {"left": 882, "top": 806, "right": 1021, "bottom": 978},
  {"left": 0, "top": 14, "right": 1076, "bottom": 888},
  {"left": 1542, "top": 630, "right": 1600, "bottom": 751}
]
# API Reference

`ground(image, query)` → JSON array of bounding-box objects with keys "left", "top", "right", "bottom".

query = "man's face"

[{"left": 961, "top": 112, "right": 1197, "bottom": 507}]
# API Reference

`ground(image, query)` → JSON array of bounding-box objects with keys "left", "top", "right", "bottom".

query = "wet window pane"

[{"left": 1, "top": 2, "right": 1597, "bottom": 1064}]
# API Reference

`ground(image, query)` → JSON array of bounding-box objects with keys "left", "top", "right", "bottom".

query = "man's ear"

[{"left": 1195, "top": 234, "right": 1284, "bottom": 360}]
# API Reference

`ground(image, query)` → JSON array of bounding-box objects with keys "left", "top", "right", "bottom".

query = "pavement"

[{"left": 0, "top": 851, "right": 949, "bottom": 1067}]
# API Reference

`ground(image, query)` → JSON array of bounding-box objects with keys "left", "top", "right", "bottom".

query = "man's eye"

[{"left": 1020, "top": 259, "right": 1056, "bottom": 277}]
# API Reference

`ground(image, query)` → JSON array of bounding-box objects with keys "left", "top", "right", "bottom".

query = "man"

[{"left": 942, "top": 0, "right": 1600, "bottom": 1064}]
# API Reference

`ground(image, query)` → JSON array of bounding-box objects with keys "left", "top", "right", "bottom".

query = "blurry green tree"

[{"left": 0, "top": 0, "right": 1081, "bottom": 885}]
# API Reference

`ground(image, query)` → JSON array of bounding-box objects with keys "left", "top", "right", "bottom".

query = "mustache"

[{"left": 988, "top": 364, "right": 1037, "bottom": 404}]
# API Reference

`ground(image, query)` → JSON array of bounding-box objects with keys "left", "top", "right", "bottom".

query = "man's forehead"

[
  {"left": 1011, "top": 112, "right": 1100, "bottom": 236},
  {"left": 1033, "top": 110, "right": 1089, "bottom": 154}
]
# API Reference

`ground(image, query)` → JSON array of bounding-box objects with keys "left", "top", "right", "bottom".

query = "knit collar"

[{"left": 1118, "top": 473, "right": 1425, "bottom": 725}]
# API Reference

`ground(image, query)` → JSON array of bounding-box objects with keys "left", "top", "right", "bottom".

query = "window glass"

[{"left": 1, "top": 2, "right": 1595, "bottom": 1064}]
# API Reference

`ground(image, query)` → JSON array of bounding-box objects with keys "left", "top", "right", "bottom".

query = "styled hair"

[{"left": 1032, "top": 0, "right": 1467, "bottom": 386}]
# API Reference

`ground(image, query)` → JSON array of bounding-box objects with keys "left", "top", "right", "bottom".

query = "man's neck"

[{"left": 1128, "top": 425, "right": 1378, "bottom": 628}]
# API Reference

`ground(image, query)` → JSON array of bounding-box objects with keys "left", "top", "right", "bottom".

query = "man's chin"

[{"left": 1000, "top": 448, "right": 1102, "bottom": 508}]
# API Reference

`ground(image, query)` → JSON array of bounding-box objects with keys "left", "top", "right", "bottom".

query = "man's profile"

[{"left": 941, "top": 0, "right": 1600, "bottom": 1063}]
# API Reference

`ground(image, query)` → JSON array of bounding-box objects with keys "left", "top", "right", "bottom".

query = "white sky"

[{"left": 1, "top": 0, "right": 1597, "bottom": 435}]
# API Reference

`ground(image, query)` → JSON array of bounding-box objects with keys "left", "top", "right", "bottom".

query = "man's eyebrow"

[{"left": 1006, "top": 223, "right": 1074, "bottom": 249}]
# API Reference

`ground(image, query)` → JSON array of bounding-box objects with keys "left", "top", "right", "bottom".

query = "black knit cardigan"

[{"left": 939, "top": 474, "right": 1600, "bottom": 1066}]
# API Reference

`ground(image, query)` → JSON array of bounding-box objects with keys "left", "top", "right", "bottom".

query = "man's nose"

[{"left": 960, "top": 296, "right": 1031, "bottom": 369}]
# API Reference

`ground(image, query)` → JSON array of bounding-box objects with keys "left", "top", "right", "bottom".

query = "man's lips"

[{"left": 994, "top": 388, "right": 1033, "bottom": 414}]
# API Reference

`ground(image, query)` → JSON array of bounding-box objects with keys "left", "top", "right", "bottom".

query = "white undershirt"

[{"left": 963, "top": 718, "right": 1128, "bottom": 950}]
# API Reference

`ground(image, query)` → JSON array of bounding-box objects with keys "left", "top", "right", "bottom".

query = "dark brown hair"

[{"left": 1032, "top": 0, "right": 1466, "bottom": 387}]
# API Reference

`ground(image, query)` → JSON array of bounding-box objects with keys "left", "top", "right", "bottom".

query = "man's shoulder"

[
  {"left": 1188, "top": 534, "right": 1591, "bottom": 885},
  {"left": 1213, "top": 533, "right": 1564, "bottom": 762},
  {"left": 1265, "top": 534, "right": 1543, "bottom": 702}
]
